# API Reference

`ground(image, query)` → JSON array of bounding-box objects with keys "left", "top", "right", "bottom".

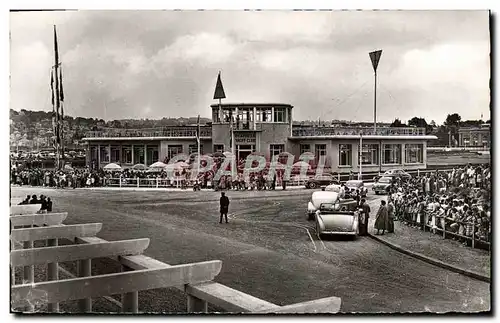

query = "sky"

[{"left": 9, "top": 10, "right": 490, "bottom": 124}]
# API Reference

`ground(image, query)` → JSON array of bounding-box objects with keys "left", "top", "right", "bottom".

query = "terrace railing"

[
  {"left": 10, "top": 204, "right": 342, "bottom": 314},
  {"left": 292, "top": 127, "right": 426, "bottom": 137},
  {"left": 85, "top": 127, "right": 212, "bottom": 139}
]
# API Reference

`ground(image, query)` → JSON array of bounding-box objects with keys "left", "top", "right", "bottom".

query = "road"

[{"left": 11, "top": 186, "right": 490, "bottom": 313}]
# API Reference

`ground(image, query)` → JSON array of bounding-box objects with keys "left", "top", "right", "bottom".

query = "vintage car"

[
  {"left": 372, "top": 176, "right": 396, "bottom": 195},
  {"left": 344, "top": 180, "right": 368, "bottom": 198},
  {"left": 307, "top": 190, "right": 358, "bottom": 220},
  {"left": 383, "top": 169, "right": 411, "bottom": 180},
  {"left": 305, "top": 174, "right": 339, "bottom": 189},
  {"left": 315, "top": 202, "right": 360, "bottom": 237}
]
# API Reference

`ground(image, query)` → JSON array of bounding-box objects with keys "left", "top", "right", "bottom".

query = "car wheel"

[
  {"left": 316, "top": 221, "right": 321, "bottom": 239},
  {"left": 309, "top": 182, "right": 317, "bottom": 189},
  {"left": 308, "top": 213, "right": 314, "bottom": 221}
]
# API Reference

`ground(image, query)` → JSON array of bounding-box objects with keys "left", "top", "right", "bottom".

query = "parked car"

[
  {"left": 306, "top": 190, "right": 357, "bottom": 220},
  {"left": 372, "top": 176, "right": 396, "bottom": 195},
  {"left": 344, "top": 180, "right": 368, "bottom": 198},
  {"left": 305, "top": 174, "right": 339, "bottom": 189},
  {"left": 315, "top": 201, "right": 360, "bottom": 238},
  {"left": 383, "top": 169, "right": 411, "bottom": 180}
]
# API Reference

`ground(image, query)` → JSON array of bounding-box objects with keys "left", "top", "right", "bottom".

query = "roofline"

[
  {"left": 210, "top": 103, "right": 293, "bottom": 108},
  {"left": 289, "top": 135, "right": 438, "bottom": 140}
]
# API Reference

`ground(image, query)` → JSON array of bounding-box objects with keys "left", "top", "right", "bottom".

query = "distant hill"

[{"left": 9, "top": 109, "right": 212, "bottom": 151}]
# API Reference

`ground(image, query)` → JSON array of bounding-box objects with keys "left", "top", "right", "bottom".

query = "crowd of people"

[
  {"left": 10, "top": 164, "right": 291, "bottom": 191},
  {"left": 388, "top": 164, "right": 491, "bottom": 245}
]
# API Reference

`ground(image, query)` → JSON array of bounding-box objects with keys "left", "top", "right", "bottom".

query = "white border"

[{"left": 2, "top": 1, "right": 496, "bottom": 323}]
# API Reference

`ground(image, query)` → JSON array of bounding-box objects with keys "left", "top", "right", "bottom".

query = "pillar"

[
  {"left": 144, "top": 144, "right": 147, "bottom": 165},
  {"left": 253, "top": 106, "right": 257, "bottom": 130},
  {"left": 271, "top": 107, "right": 275, "bottom": 122},
  {"left": 131, "top": 144, "right": 134, "bottom": 164},
  {"left": 97, "top": 144, "right": 101, "bottom": 169}
]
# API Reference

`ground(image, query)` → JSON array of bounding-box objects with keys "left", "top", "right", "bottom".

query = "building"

[
  {"left": 82, "top": 103, "right": 437, "bottom": 173},
  {"left": 458, "top": 124, "right": 491, "bottom": 148}
]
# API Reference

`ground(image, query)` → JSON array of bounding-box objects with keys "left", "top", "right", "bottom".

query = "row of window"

[
  {"left": 91, "top": 143, "right": 423, "bottom": 166},
  {"left": 213, "top": 107, "right": 288, "bottom": 123},
  {"left": 300, "top": 143, "right": 424, "bottom": 166},
  {"left": 91, "top": 144, "right": 203, "bottom": 165}
]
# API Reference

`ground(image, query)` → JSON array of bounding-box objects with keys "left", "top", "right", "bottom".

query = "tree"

[
  {"left": 408, "top": 117, "right": 433, "bottom": 134},
  {"left": 444, "top": 113, "right": 461, "bottom": 128},
  {"left": 390, "top": 118, "right": 406, "bottom": 127}
]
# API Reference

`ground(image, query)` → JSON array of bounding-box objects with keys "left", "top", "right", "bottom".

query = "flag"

[
  {"left": 59, "top": 66, "right": 64, "bottom": 102},
  {"left": 50, "top": 70, "right": 55, "bottom": 106},
  {"left": 54, "top": 26, "right": 59, "bottom": 68},
  {"left": 213, "top": 71, "right": 226, "bottom": 100}
]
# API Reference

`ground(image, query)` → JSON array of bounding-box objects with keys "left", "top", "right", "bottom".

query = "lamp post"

[
  {"left": 369, "top": 50, "right": 382, "bottom": 175},
  {"left": 369, "top": 50, "right": 382, "bottom": 133}
]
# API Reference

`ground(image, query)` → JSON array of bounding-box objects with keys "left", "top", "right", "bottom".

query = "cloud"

[{"left": 9, "top": 10, "right": 490, "bottom": 124}]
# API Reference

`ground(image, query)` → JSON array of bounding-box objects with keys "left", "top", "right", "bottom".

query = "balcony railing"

[
  {"left": 292, "top": 127, "right": 426, "bottom": 137},
  {"left": 85, "top": 127, "right": 212, "bottom": 139}
]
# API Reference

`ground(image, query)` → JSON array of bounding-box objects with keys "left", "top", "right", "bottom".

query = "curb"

[{"left": 367, "top": 233, "right": 490, "bottom": 283}]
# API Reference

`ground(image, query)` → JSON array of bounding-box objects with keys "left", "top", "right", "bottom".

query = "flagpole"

[
  {"left": 197, "top": 115, "right": 201, "bottom": 177},
  {"left": 54, "top": 25, "right": 61, "bottom": 171},
  {"left": 358, "top": 132, "right": 363, "bottom": 180}
]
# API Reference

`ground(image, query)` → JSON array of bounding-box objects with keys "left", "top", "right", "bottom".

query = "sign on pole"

[{"left": 369, "top": 50, "right": 382, "bottom": 72}]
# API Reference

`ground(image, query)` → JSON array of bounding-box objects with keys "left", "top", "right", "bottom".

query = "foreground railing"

[
  {"left": 398, "top": 211, "right": 491, "bottom": 251},
  {"left": 292, "top": 127, "right": 426, "bottom": 137},
  {"left": 10, "top": 204, "right": 341, "bottom": 313}
]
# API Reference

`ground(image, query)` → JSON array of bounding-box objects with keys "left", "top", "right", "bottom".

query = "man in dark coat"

[
  {"left": 219, "top": 192, "right": 230, "bottom": 224},
  {"left": 358, "top": 198, "right": 371, "bottom": 236},
  {"left": 47, "top": 198, "right": 53, "bottom": 212},
  {"left": 29, "top": 195, "right": 39, "bottom": 204},
  {"left": 374, "top": 200, "right": 389, "bottom": 235},
  {"left": 387, "top": 197, "right": 395, "bottom": 233}
]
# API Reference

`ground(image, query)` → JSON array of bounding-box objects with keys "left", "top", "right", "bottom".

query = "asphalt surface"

[{"left": 11, "top": 186, "right": 490, "bottom": 313}]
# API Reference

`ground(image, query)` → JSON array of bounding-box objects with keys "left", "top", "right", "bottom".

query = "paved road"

[{"left": 11, "top": 187, "right": 490, "bottom": 313}]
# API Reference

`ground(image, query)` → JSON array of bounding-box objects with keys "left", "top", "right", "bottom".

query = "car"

[
  {"left": 315, "top": 202, "right": 360, "bottom": 238},
  {"left": 383, "top": 169, "right": 411, "bottom": 180},
  {"left": 306, "top": 190, "right": 358, "bottom": 220},
  {"left": 344, "top": 180, "right": 368, "bottom": 198},
  {"left": 372, "top": 176, "right": 396, "bottom": 195},
  {"left": 305, "top": 174, "right": 339, "bottom": 189}
]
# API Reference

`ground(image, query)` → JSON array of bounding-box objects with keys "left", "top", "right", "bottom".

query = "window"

[
  {"left": 405, "top": 144, "right": 423, "bottom": 164},
  {"left": 338, "top": 144, "right": 352, "bottom": 166},
  {"left": 213, "top": 144, "right": 224, "bottom": 153},
  {"left": 361, "top": 144, "right": 379, "bottom": 165},
  {"left": 90, "top": 146, "right": 98, "bottom": 162},
  {"left": 315, "top": 144, "right": 327, "bottom": 162},
  {"left": 383, "top": 144, "right": 401, "bottom": 164},
  {"left": 212, "top": 109, "right": 220, "bottom": 123},
  {"left": 300, "top": 144, "right": 311, "bottom": 154},
  {"left": 189, "top": 144, "right": 204, "bottom": 155},
  {"left": 261, "top": 108, "right": 272, "bottom": 122},
  {"left": 274, "top": 108, "right": 286, "bottom": 123},
  {"left": 110, "top": 146, "right": 120, "bottom": 163},
  {"left": 222, "top": 109, "right": 232, "bottom": 123},
  {"left": 133, "top": 146, "right": 145, "bottom": 164},
  {"left": 167, "top": 145, "right": 183, "bottom": 160},
  {"left": 99, "top": 146, "right": 110, "bottom": 163},
  {"left": 122, "top": 146, "right": 132, "bottom": 164},
  {"left": 270, "top": 144, "right": 284, "bottom": 156},
  {"left": 146, "top": 145, "right": 159, "bottom": 165}
]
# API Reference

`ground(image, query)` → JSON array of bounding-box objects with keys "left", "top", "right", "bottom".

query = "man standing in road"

[
  {"left": 358, "top": 198, "right": 371, "bottom": 236},
  {"left": 219, "top": 192, "right": 230, "bottom": 224}
]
